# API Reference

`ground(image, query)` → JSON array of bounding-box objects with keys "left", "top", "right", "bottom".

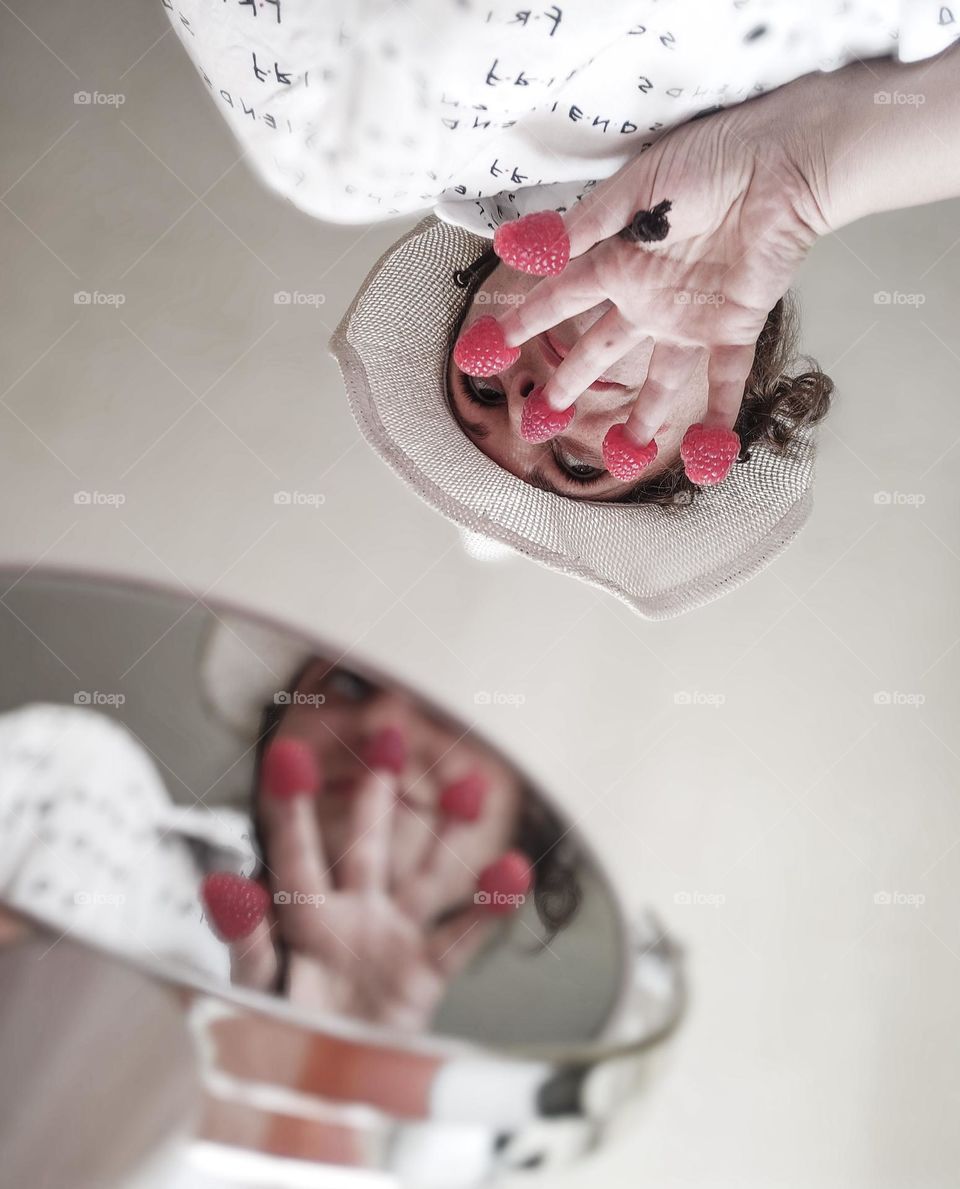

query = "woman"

[{"left": 163, "top": 2, "right": 960, "bottom": 614}]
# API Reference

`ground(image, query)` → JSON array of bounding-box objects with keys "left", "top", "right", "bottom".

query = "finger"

[
  {"left": 428, "top": 906, "right": 498, "bottom": 979},
  {"left": 704, "top": 342, "right": 757, "bottom": 430},
  {"left": 337, "top": 767, "right": 397, "bottom": 893},
  {"left": 258, "top": 738, "right": 330, "bottom": 940},
  {"left": 393, "top": 815, "right": 465, "bottom": 925},
  {"left": 226, "top": 914, "right": 281, "bottom": 990},
  {"left": 623, "top": 341, "right": 706, "bottom": 444},
  {"left": 541, "top": 307, "right": 647, "bottom": 412},
  {"left": 564, "top": 171, "right": 660, "bottom": 259},
  {"left": 498, "top": 252, "right": 602, "bottom": 348},
  {"left": 200, "top": 873, "right": 280, "bottom": 990}
]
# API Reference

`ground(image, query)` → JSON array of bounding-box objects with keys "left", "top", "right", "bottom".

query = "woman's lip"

[{"left": 539, "top": 330, "right": 623, "bottom": 390}]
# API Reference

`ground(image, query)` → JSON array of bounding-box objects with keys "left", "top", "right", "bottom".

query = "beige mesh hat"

[{"left": 329, "top": 215, "right": 817, "bottom": 620}]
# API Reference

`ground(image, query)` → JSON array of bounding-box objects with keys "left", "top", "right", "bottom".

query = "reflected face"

[
  {"left": 269, "top": 658, "right": 523, "bottom": 914},
  {"left": 447, "top": 263, "right": 711, "bottom": 499}
]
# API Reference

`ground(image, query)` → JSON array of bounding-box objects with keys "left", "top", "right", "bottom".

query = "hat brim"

[{"left": 330, "top": 216, "right": 815, "bottom": 620}]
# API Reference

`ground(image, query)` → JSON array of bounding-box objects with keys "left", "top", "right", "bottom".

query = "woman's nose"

[{"left": 504, "top": 361, "right": 634, "bottom": 440}]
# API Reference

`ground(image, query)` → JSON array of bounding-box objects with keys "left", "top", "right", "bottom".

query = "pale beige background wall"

[{"left": 1, "top": 2, "right": 959, "bottom": 1186}]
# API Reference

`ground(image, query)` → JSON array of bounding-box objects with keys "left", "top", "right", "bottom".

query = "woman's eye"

[
  {"left": 553, "top": 446, "right": 604, "bottom": 482},
  {"left": 323, "top": 668, "right": 377, "bottom": 702},
  {"left": 464, "top": 375, "right": 506, "bottom": 407}
]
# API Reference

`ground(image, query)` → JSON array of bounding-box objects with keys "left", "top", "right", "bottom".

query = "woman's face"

[
  {"left": 270, "top": 658, "right": 523, "bottom": 914},
  {"left": 448, "top": 263, "right": 711, "bottom": 499}
]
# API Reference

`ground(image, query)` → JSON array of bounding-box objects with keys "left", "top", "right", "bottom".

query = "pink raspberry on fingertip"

[
  {"left": 453, "top": 316, "right": 520, "bottom": 377},
  {"left": 201, "top": 873, "right": 270, "bottom": 942},
  {"left": 602, "top": 423, "right": 658, "bottom": 481},
  {"left": 680, "top": 423, "right": 741, "bottom": 485},
  {"left": 520, "top": 386, "right": 575, "bottom": 443},
  {"left": 493, "top": 211, "right": 570, "bottom": 277}
]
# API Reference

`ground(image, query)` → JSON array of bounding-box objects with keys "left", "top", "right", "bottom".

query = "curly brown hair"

[{"left": 452, "top": 251, "right": 834, "bottom": 505}]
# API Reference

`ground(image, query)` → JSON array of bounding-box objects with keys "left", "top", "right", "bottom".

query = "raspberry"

[
  {"left": 262, "top": 737, "right": 321, "bottom": 799},
  {"left": 476, "top": 851, "right": 534, "bottom": 915},
  {"left": 680, "top": 423, "right": 741, "bottom": 485},
  {"left": 602, "top": 423, "right": 658, "bottom": 481},
  {"left": 439, "top": 770, "right": 488, "bottom": 822},
  {"left": 201, "top": 873, "right": 270, "bottom": 942},
  {"left": 452, "top": 316, "right": 520, "bottom": 377},
  {"left": 520, "top": 386, "right": 575, "bottom": 443},
  {"left": 362, "top": 726, "right": 407, "bottom": 775},
  {"left": 493, "top": 211, "right": 570, "bottom": 277}
]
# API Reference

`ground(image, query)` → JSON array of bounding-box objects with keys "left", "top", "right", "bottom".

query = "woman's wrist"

[{"left": 758, "top": 44, "right": 960, "bottom": 237}]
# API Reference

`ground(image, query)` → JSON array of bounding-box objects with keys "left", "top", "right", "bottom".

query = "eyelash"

[{"left": 456, "top": 369, "right": 604, "bottom": 485}]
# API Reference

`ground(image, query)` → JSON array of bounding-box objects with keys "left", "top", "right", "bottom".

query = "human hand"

[
  {"left": 461, "top": 101, "right": 824, "bottom": 483},
  {"left": 201, "top": 738, "right": 533, "bottom": 1032}
]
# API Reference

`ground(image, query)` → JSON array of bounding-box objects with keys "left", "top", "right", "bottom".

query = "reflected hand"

[{"left": 202, "top": 742, "right": 530, "bottom": 1032}]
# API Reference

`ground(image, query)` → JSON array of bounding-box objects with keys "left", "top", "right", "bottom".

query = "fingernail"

[
  {"left": 362, "top": 726, "right": 407, "bottom": 775},
  {"left": 262, "top": 737, "right": 322, "bottom": 799},
  {"left": 602, "top": 423, "right": 658, "bottom": 481},
  {"left": 679, "top": 423, "right": 740, "bottom": 485},
  {"left": 476, "top": 850, "right": 534, "bottom": 915},
  {"left": 519, "top": 386, "right": 575, "bottom": 443},
  {"left": 439, "top": 769, "right": 489, "bottom": 822},
  {"left": 201, "top": 872, "right": 270, "bottom": 941},
  {"left": 493, "top": 211, "right": 570, "bottom": 276},
  {"left": 453, "top": 316, "right": 520, "bottom": 377}
]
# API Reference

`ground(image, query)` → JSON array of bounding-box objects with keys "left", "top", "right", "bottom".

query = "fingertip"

[
  {"left": 361, "top": 726, "right": 407, "bottom": 775},
  {"left": 201, "top": 872, "right": 270, "bottom": 942},
  {"left": 262, "top": 737, "right": 322, "bottom": 800}
]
